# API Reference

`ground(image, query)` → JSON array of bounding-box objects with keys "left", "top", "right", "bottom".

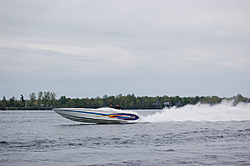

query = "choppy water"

[{"left": 1, "top": 102, "right": 250, "bottom": 165}]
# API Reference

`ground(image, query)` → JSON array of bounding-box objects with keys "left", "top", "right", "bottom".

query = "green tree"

[
  {"left": 50, "top": 92, "right": 57, "bottom": 108},
  {"left": 211, "top": 96, "right": 221, "bottom": 104},
  {"left": 2, "top": 96, "right": 8, "bottom": 108},
  {"left": 84, "top": 98, "right": 91, "bottom": 107},
  {"left": 43, "top": 91, "right": 51, "bottom": 107},
  {"left": 123, "top": 96, "right": 127, "bottom": 108},
  {"left": 29, "top": 92, "right": 36, "bottom": 108},
  {"left": 72, "top": 98, "right": 81, "bottom": 107},
  {"left": 143, "top": 96, "right": 150, "bottom": 109},
  {"left": 0, "top": 96, "right": 7, "bottom": 110},
  {"left": 195, "top": 96, "right": 200, "bottom": 103},
  {"left": 59, "top": 96, "right": 67, "bottom": 107},
  {"left": 20, "top": 94, "right": 25, "bottom": 108},
  {"left": 96, "top": 96, "right": 103, "bottom": 108},
  {"left": 0, "top": 101, "right": 5, "bottom": 110},
  {"left": 105, "top": 98, "right": 113, "bottom": 107},
  {"left": 103, "top": 94, "right": 108, "bottom": 100},
  {"left": 116, "top": 94, "right": 123, "bottom": 106},
  {"left": 135, "top": 99, "right": 141, "bottom": 108},
  {"left": 129, "top": 101, "right": 134, "bottom": 108},
  {"left": 38, "top": 91, "right": 43, "bottom": 109},
  {"left": 9, "top": 97, "right": 15, "bottom": 107},
  {"left": 67, "top": 99, "right": 74, "bottom": 107}
]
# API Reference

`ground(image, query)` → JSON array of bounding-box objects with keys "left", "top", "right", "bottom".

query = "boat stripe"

[{"left": 58, "top": 109, "right": 106, "bottom": 116}]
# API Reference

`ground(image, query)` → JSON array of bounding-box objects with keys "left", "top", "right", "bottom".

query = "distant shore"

[
  {"left": 1, "top": 93, "right": 249, "bottom": 110},
  {"left": 1, "top": 107, "right": 53, "bottom": 111}
]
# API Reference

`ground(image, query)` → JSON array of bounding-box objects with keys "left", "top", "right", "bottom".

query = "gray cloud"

[{"left": 0, "top": 0, "right": 250, "bottom": 99}]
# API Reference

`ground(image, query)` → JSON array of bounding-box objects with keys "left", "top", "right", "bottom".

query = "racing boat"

[{"left": 53, "top": 107, "right": 140, "bottom": 124}]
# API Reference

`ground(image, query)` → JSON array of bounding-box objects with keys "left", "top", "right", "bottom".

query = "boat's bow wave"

[{"left": 53, "top": 107, "right": 140, "bottom": 124}]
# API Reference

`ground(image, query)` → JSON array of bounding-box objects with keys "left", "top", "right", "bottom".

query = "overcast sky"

[{"left": 0, "top": 0, "right": 250, "bottom": 99}]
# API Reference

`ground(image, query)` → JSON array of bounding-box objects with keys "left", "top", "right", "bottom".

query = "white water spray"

[{"left": 141, "top": 100, "right": 250, "bottom": 122}]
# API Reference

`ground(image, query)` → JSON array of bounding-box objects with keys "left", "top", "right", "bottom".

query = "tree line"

[{"left": 0, "top": 92, "right": 249, "bottom": 110}]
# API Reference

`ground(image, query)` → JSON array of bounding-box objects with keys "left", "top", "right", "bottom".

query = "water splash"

[{"left": 141, "top": 100, "right": 250, "bottom": 122}]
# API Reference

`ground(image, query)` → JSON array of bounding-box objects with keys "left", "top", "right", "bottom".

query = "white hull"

[{"left": 53, "top": 107, "right": 140, "bottom": 124}]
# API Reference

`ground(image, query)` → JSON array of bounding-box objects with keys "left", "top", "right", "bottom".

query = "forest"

[{"left": 0, "top": 92, "right": 249, "bottom": 110}]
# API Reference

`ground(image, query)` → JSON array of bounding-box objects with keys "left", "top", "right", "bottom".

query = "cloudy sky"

[{"left": 0, "top": 0, "right": 250, "bottom": 99}]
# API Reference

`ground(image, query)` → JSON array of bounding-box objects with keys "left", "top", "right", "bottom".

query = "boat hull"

[{"left": 53, "top": 108, "right": 140, "bottom": 124}]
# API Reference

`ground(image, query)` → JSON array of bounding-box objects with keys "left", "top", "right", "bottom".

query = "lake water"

[{"left": 1, "top": 102, "right": 250, "bottom": 165}]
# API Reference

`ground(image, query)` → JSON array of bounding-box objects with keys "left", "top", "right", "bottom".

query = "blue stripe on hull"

[{"left": 58, "top": 109, "right": 106, "bottom": 116}]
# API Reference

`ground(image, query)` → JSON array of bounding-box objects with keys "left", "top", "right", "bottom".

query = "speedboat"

[{"left": 53, "top": 107, "right": 140, "bottom": 124}]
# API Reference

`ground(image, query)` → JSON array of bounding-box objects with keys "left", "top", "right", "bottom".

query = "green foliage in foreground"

[{"left": 0, "top": 92, "right": 249, "bottom": 110}]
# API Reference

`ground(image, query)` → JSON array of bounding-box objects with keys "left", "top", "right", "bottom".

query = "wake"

[{"left": 141, "top": 101, "right": 250, "bottom": 122}]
